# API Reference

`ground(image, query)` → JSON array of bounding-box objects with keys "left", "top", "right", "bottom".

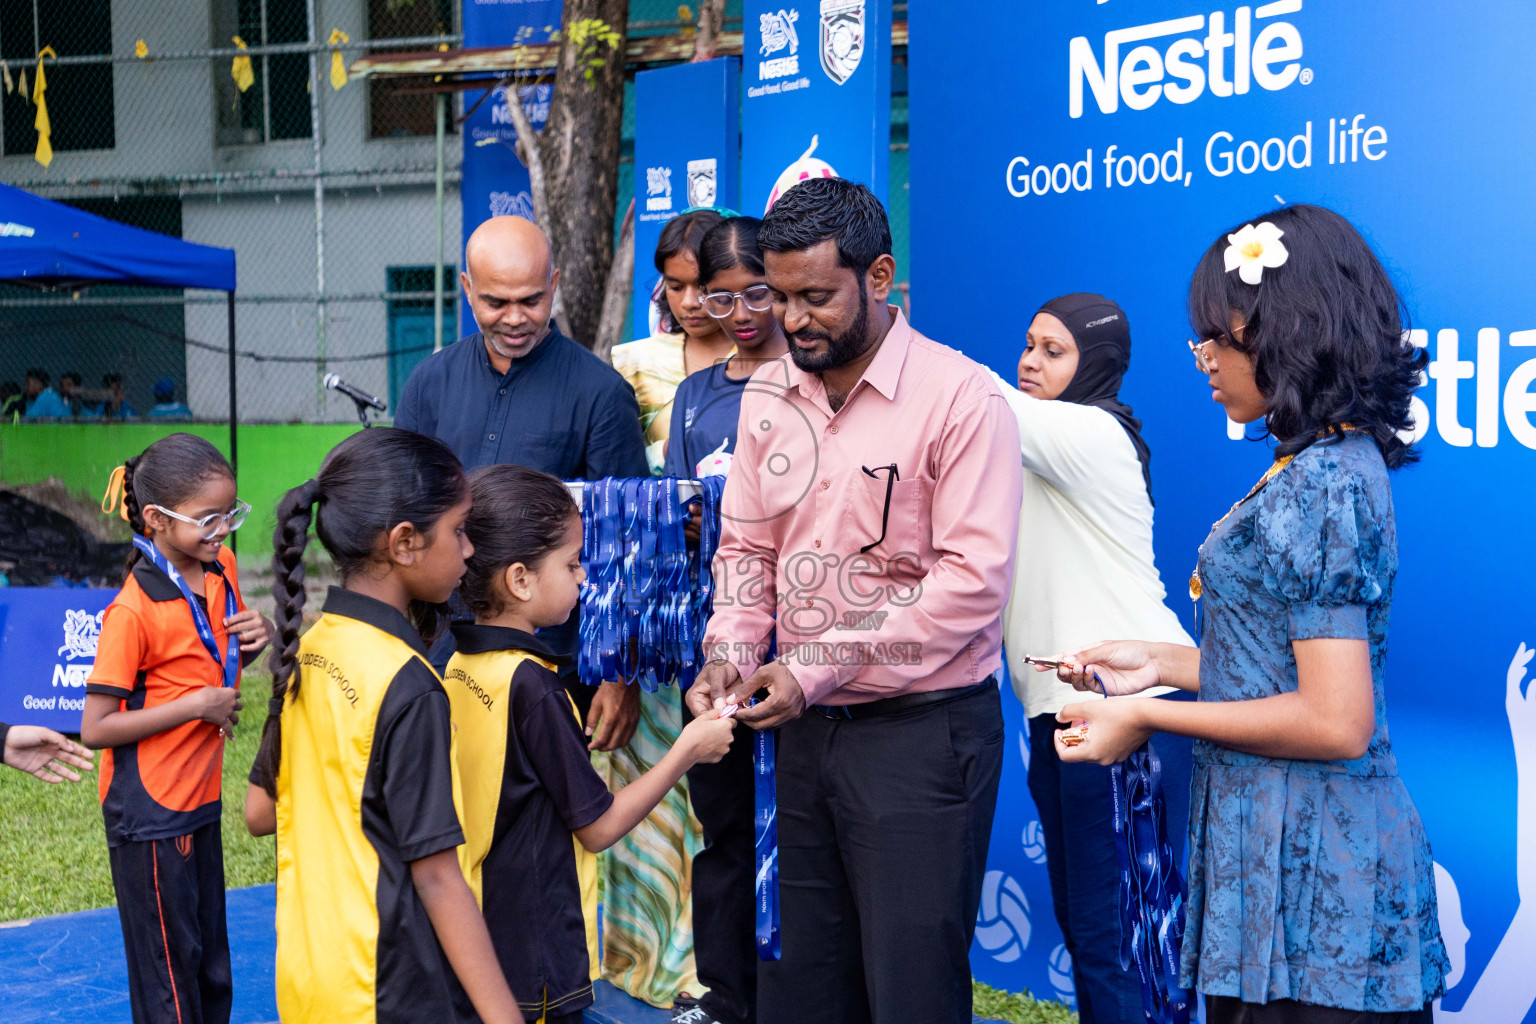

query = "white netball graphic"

[
  {"left": 1433, "top": 641, "right": 1536, "bottom": 1022},
  {"left": 1048, "top": 943, "right": 1076, "bottom": 1007},
  {"left": 974, "top": 870, "right": 1031, "bottom": 962},
  {"left": 1021, "top": 820, "right": 1047, "bottom": 864}
]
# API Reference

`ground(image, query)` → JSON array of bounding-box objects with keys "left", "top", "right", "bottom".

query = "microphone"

[{"left": 323, "top": 373, "right": 386, "bottom": 412}]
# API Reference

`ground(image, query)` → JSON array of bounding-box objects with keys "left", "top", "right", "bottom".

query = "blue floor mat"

[
  {"left": 0, "top": 885, "right": 278, "bottom": 1024},
  {"left": 0, "top": 887, "right": 1003, "bottom": 1023}
]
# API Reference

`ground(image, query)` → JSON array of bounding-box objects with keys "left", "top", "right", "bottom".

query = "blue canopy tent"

[{"left": 0, "top": 181, "right": 240, "bottom": 474}]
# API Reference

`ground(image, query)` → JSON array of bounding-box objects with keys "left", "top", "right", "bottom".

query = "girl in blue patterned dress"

[{"left": 1044, "top": 205, "right": 1449, "bottom": 1024}]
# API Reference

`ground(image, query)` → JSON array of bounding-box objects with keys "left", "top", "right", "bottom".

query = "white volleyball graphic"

[
  {"left": 1048, "top": 943, "right": 1076, "bottom": 1007},
  {"left": 974, "top": 870, "right": 1031, "bottom": 962},
  {"left": 1021, "top": 820, "right": 1047, "bottom": 864}
]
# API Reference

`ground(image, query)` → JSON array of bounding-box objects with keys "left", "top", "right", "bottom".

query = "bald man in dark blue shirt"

[{"left": 395, "top": 215, "right": 648, "bottom": 749}]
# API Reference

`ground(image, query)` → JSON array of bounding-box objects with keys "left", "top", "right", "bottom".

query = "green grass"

[
  {"left": 0, "top": 672, "right": 276, "bottom": 921},
  {"left": 0, "top": 676, "right": 1073, "bottom": 1022},
  {"left": 972, "top": 981, "right": 1079, "bottom": 1023}
]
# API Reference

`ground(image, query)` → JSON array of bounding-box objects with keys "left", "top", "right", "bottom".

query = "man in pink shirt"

[{"left": 686, "top": 178, "right": 1023, "bottom": 1024}]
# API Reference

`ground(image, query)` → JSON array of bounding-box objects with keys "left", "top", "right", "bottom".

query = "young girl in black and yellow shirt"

[
  {"left": 446, "top": 465, "right": 736, "bottom": 1024},
  {"left": 244, "top": 428, "right": 522, "bottom": 1024}
]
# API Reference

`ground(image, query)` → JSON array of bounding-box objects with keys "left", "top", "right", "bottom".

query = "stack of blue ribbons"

[{"left": 576, "top": 475, "right": 728, "bottom": 691}]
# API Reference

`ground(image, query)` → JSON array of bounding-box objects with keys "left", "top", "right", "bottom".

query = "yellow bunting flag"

[
  {"left": 33, "top": 47, "right": 55, "bottom": 168},
  {"left": 231, "top": 36, "right": 254, "bottom": 93},
  {"left": 1, "top": 60, "right": 12, "bottom": 94},
  {"left": 17, "top": 69, "right": 27, "bottom": 104},
  {"left": 328, "top": 29, "right": 349, "bottom": 90},
  {"left": 134, "top": 39, "right": 148, "bottom": 59}
]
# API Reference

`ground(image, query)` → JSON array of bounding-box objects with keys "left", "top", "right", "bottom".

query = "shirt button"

[
  {"left": 829, "top": 425, "right": 839, "bottom": 434},
  {"left": 488, "top": 434, "right": 497, "bottom": 441},
  {"left": 499, "top": 388, "right": 507, "bottom": 396},
  {"left": 821, "top": 480, "right": 830, "bottom": 489},
  {"left": 804, "top": 600, "right": 813, "bottom": 608},
  {"left": 814, "top": 539, "right": 821, "bottom": 548}
]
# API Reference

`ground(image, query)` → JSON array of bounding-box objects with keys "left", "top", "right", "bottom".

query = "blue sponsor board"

[
  {"left": 741, "top": 0, "right": 892, "bottom": 215},
  {"left": 459, "top": 81, "right": 552, "bottom": 330},
  {"left": 459, "top": 0, "right": 557, "bottom": 332},
  {"left": 0, "top": 588, "right": 117, "bottom": 733},
  {"left": 631, "top": 58, "right": 742, "bottom": 339},
  {"left": 909, "top": 3, "right": 1536, "bottom": 1019},
  {"left": 462, "top": 0, "right": 560, "bottom": 48}
]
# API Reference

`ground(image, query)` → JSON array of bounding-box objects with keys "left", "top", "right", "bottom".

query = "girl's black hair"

[
  {"left": 459, "top": 465, "right": 579, "bottom": 618},
  {"left": 696, "top": 216, "right": 765, "bottom": 287},
  {"left": 253, "top": 427, "right": 468, "bottom": 794},
  {"left": 1188, "top": 203, "right": 1426, "bottom": 469},
  {"left": 120, "top": 433, "right": 234, "bottom": 576},
  {"left": 652, "top": 208, "right": 725, "bottom": 333}
]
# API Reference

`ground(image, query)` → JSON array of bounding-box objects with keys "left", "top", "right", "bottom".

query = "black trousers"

[
  {"left": 108, "top": 820, "right": 232, "bottom": 1024},
  {"left": 757, "top": 683, "right": 1004, "bottom": 1024},
  {"left": 1205, "top": 996, "right": 1434, "bottom": 1024},
  {"left": 683, "top": 690, "right": 759, "bottom": 1024},
  {"left": 1026, "top": 694, "right": 1195, "bottom": 1024}
]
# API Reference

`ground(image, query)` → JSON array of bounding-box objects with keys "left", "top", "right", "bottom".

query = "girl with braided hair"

[
  {"left": 243, "top": 427, "right": 523, "bottom": 1024},
  {"left": 83, "top": 432, "right": 271, "bottom": 1024}
]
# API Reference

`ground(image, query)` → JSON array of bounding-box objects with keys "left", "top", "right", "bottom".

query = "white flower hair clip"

[{"left": 1223, "top": 221, "right": 1289, "bottom": 285}]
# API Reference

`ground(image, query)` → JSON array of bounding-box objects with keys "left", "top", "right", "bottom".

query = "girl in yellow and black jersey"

[
  {"left": 243, "top": 428, "right": 523, "bottom": 1024},
  {"left": 445, "top": 465, "right": 736, "bottom": 1024}
]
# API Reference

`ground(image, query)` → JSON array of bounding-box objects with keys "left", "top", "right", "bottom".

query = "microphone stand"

[{"left": 347, "top": 394, "right": 381, "bottom": 427}]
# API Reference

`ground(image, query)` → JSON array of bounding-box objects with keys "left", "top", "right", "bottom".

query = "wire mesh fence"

[
  {"left": 1, "top": 0, "right": 466, "bottom": 424},
  {"left": 0, "top": 0, "right": 909, "bottom": 426}
]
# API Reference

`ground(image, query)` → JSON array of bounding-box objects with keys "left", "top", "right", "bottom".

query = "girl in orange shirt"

[{"left": 83, "top": 432, "right": 272, "bottom": 1024}]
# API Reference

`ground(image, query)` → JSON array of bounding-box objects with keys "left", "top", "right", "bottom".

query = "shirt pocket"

[
  {"left": 844, "top": 472, "right": 932, "bottom": 564},
  {"left": 508, "top": 429, "right": 577, "bottom": 475}
]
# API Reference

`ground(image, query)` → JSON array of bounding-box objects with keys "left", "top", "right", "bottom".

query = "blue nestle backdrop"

[
  {"left": 741, "top": 0, "right": 892, "bottom": 214},
  {"left": 632, "top": 59, "right": 742, "bottom": 339},
  {"left": 0, "top": 589, "right": 117, "bottom": 733},
  {"left": 910, "top": 2, "right": 1536, "bottom": 1020},
  {"left": 459, "top": 1, "right": 557, "bottom": 332},
  {"left": 462, "top": 0, "right": 560, "bottom": 46}
]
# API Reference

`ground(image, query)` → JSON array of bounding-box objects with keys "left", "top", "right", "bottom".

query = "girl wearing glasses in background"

[
  {"left": 1052, "top": 205, "right": 1448, "bottom": 1023},
  {"left": 606, "top": 205, "right": 740, "bottom": 1009},
  {"left": 662, "top": 215, "right": 788, "bottom": 1024},
  {"left": 83, "top": 433, "right": 272, "bottom": 1024},
  {"left": 992, "top": 294, "right": 1196, "bottom": 1024},
  {"left": 614, "top": 208, "right": 737, "bottom": 477}
]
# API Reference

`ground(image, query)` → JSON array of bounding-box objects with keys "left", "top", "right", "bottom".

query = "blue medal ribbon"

[
  {"left": 1099, "top": 676, "right": 1190, "bottom": 1024},
  {"left": 618, "top": 478, "right": 644, "bottom": 688},
  {"left": 132, "top": 535, "right": 239, "bottom": 688},
  {"left": 633, "top": 479, "right": 662, "bottom": 692},
  {"left": 657, "top": 478, "right": 692, "bottom": 688},
  {"left": 579, "top": 479, "right": 625, "bottom": 688},
  {"left": 753, "top": 710, "right": 781, "bottom": 961}
]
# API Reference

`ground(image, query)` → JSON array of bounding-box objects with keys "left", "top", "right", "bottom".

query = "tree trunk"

[
  {"left": 693, "top": 0, "right": 727, "bottom": 61},
  {"left": 593, "top": 198, "right": 635, "bottom": 363},
  {"left": 538, "top": 0, "right": 629, "bottom": 349}
]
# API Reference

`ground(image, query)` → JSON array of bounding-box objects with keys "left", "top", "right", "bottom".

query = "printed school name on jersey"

[
  {"left": 299, "top": 651, "right": 359, "bottom": 707},
  {"left": 445, "top": 667, "right": 495, "bottom": 711},
  {"left": 1069, "top": 0, "right": 1306, "bottom": 118}
]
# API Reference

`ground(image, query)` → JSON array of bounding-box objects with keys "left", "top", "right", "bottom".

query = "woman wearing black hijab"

[{"left": 994, "top": 294, "right": 1194, "bottom": 1024}]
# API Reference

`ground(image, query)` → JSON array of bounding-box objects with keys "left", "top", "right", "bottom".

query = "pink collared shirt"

[{"left": 703, "top": 310, "right": 1023, "bottom": 706}]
